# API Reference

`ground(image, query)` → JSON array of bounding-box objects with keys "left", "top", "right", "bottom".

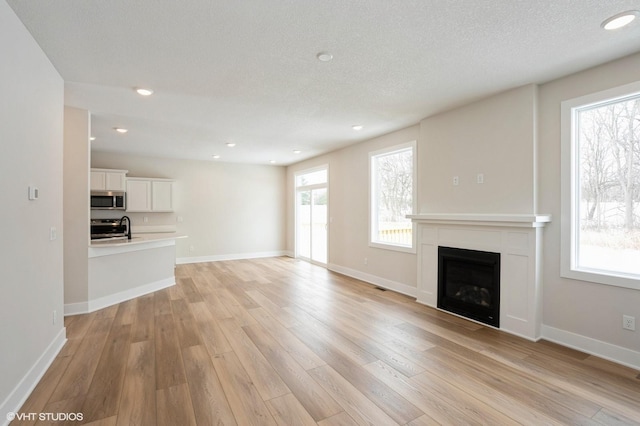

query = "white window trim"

[
  {"left": 368, "top": 141, "right": 417, "bottom": 254},
  {"left": 560, "top": 81, "right": 640, "bottom": 291}
]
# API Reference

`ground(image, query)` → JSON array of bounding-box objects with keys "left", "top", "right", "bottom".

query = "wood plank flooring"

[{"left": 13, "top": 257, "right": 640, "bottom": 425}]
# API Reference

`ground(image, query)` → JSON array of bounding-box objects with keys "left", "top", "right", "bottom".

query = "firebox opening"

[{"left": 437, "top": 246, "right": 500, "bottom": 327}]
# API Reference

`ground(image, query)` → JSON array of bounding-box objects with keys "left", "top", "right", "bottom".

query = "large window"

[
  {"left": 561, "top": 82, "right": 640, "bottom": 290},
  {"left": 369, "top": 141, "right": 416, "bottom": 252}
]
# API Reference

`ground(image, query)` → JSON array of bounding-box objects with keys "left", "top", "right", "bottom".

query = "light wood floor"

[{"left": 14, "top": 257, "right": 640, "bottom": 425}]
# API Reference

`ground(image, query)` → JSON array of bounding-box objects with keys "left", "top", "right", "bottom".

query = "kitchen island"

[
  {"left": 89, "top": 232, "right": 186, "bottom": 256},
  {"left": 67, "top": 233, "right": 186, "bottom": 315}
]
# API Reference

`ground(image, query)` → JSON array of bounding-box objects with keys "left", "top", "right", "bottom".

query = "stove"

[{"left": 91, "top": 218, "right": 127, "bottom": 240}]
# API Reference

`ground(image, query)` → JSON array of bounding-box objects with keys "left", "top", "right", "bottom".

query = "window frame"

[
  {"left": 560, "top": 81, "right": 640, "bottom": 290},
  {"left": 295, "top": 165, "right": 328, "bottom": 189},
  {"left": 368, "top": 141, "right": 417, "bottom": 254}
]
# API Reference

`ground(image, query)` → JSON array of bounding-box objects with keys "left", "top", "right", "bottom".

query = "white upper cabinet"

[
  {"left": 105, "top": 172, "right": 126, "bottom": 191},
  {"left": 90, "top": 171, "right": 105, "bottom": 191},
  {"left": 125, "top": 179, "right": 152, "bottom": 212},
  {"left": 151, "top": 180, "right": 174, "bottom": 212},
  {"left": 91, "top": 169, "right": 128, "bottom": 191},
  {"left": 126, "top": 178, "right": 174, "bottom": 212}
]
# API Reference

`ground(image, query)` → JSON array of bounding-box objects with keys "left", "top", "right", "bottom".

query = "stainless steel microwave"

[{"left": 90, "top": 191, "right": 126, "bottom": 210}]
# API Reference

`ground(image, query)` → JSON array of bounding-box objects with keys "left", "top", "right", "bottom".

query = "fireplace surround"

[{"left": 409, "top": 213, "right": 550, "bottom": 341}]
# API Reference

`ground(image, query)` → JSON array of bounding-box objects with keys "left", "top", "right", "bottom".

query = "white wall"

[
  {"left": 286, "top": 86, "right": 536, "bottom": 295},
  {"left": 419, "top": 84, "right": 537, "bottom": 214},
  {"left": 293, "top": 60, "right": 640, "bottom": 367},
  {"left": 0, "top": 0, "right": 65, "bottom": 419},
  {"left": 538, "top": 52, "right": 640, "bottom": 358},
  {"left": 410, "top": 58, "right": 640, "bottom": 364},
  {"left": 63, "top": 107, "right": 90, "bottom": 306},
  {"left": 91, "top": 152, "right": 287, "bottom": 261},
  {"left": 287, "top": 125, "right": 420, "bottom": 295}
]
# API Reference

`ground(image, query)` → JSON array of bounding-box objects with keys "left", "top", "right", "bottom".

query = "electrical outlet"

[
  {"left": 364, "top": 257, "right": 368, "bottom": 265},
  {"left": 28, "top": 185, "right": 39, "bottom": 200},
  {"left": 453, "top": 176, "right": 459, "bottom": 186},
  {"left": 477, "top": 173, "right": 484, "bottom": 184},
  {"left": 623, "top": 315, "right": 635, "bottom": 331},
  {"left": 53, "top": 310, "right": 57, "bottom": 325}
]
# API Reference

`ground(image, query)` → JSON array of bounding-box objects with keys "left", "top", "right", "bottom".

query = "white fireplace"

[{"left": 408, "top": 213, "right": 551, "bottom": 341}]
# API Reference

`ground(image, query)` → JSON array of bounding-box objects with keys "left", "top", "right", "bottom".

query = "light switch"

[{"left": 50, "top": 227, "right": 57, "bottom": 241}]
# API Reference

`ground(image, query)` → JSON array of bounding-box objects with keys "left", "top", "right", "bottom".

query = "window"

[
  {"left": 369, "top": 141, "right": 416, "bottom": 252},
  {"left": 561, "top": 82, "right": 640, "bottom": 290},
  {"left": 296, "top": 168, "right": 327, "bottom": 187}
]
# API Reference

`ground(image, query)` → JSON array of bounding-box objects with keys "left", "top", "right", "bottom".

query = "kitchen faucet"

[{"left": 119, "top": 215, "right": 132, "bottom": 240}]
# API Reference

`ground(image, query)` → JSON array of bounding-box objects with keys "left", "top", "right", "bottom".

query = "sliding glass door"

[{"left": 295, "top": 167, "right": 328, "bottom": 265}]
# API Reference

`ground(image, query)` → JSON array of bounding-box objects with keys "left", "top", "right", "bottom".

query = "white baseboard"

[
  {"left": 541, "top": 325, "right": 640, "bottom": 370},
  {"left": 176, "top": 250, "right": 290, "bottom": 265},
  {"left": 64, "top": 301, "right": 88, "bottom": 316},
  {"left": 64, "top": 277, "right": 175, "bottom": 316},
  {"left": 0, "top": 328, "right": 66, "bottom": 426},
  {"left": 327, "top": 263, "right": 418, "bottom": 298}
]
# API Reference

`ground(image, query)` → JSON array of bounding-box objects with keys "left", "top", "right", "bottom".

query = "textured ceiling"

[{"left": 8, "top": 0, "right": 640, "bottom": 165}]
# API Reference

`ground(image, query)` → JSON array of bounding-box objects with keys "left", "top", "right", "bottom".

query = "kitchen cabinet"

[
  {"left": 91, "top": 169, "right": 128, "bottom": 191},
  {"left": 126, "top": 178, "right": 174, "bottom": 212},
  {"left": 126, "top": 179, "right": 151, "bottom": 211},
  {"left": 152, "top": 180, "right": 174, "bottom": 211}
]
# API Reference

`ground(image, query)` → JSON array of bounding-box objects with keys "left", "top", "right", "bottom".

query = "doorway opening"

[{"left": 295, "top": 166, "right": 328, "bottom": 265}]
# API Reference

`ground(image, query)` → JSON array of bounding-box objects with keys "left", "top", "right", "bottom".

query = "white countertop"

[
  {"left": 89, "top": 233, "right": 187, "bottom": 258},
  {"left": 90, "top": 232, "right": 187, "bottom": 248}
]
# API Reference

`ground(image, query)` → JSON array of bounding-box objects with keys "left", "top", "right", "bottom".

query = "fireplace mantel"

[
  {"left": 409, "top": 213, "right": 551, "bottom": 341},
  {"left": 408, "top": 213, "right": 551, "bottom": 228}
]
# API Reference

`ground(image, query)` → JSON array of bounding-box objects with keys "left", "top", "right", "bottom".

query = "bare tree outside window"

[
  {"left": 576, "top": 95, "right": 640, "bottom": 276},
  {"left": 371, "top": 145, "right": 414, "bottom": 248}
]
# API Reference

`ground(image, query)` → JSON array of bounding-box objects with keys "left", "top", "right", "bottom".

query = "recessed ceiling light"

[
  {"left": 269, "top": 160, "right": 276, "bottom": 164},
  {"left": 352, "top": 125, "right": 364, "bottom": 131},
  {"left": 316, "top": 52, "right": 333, "bottom": 62},
  {"left": 114, "top": 127, "right": 128, "bottom": 133},
  {"left": 293, "top": 150, "right": 302, "bottom": 154},
  {"left": 135, "top": 87, "right": 154, "bottom": 96},
  {"left": 89, "top": 136, "right": 96, "bottom": 141},
  {"left": 226, "top": 142, "right": 236, "bottom": 147},
  {"left": 602, "top": 10, "right": 639, "bottom": 30},
  {"left": 212, "top": 154, "right": 220, "bottom": 159}
]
